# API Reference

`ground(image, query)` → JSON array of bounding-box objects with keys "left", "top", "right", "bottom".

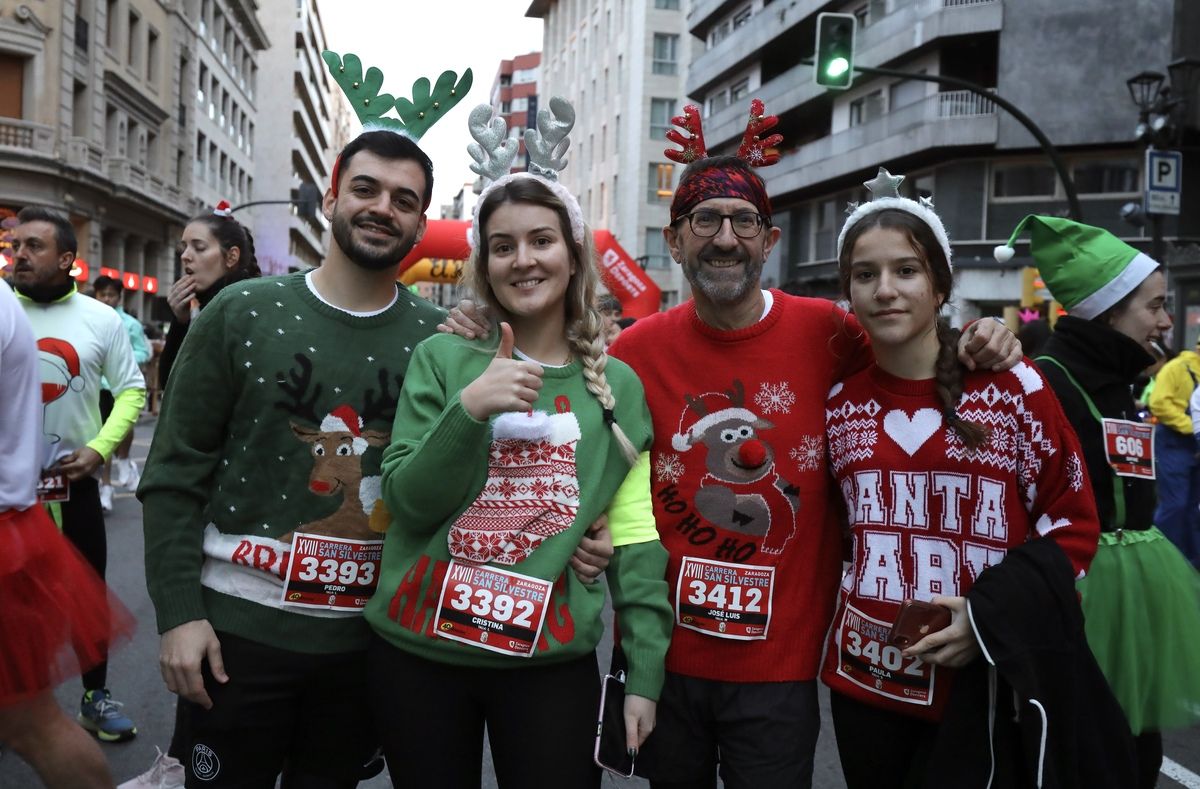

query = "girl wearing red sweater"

[{"left": 821, "top": 170, "right": 1101, "bottom": 787}]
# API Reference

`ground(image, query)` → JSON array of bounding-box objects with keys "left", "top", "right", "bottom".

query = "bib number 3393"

[
  {"left": 280, "top": 534, "right": 382, "bottom": 611},
  {"left": 435, "top": 561, "right": 553, "bottom": 657},
  {"left": 675, "top": 557, "right": 774, "bottom": 640}
]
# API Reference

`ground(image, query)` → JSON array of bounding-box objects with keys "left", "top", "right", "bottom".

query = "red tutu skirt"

[{"left": 0, "top": 506, "right": 135, "bottom": 706}]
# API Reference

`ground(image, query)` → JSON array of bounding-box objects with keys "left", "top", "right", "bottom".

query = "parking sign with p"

[{"left": 1146, "top": 149, "right": 1182, "bottom": 215}]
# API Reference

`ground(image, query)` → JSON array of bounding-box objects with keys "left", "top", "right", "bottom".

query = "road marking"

[{"left": 1163, "top": 757, "right": 1200, "bottom": 789}]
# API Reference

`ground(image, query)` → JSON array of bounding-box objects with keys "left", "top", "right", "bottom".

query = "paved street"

[{"left": 2, "top": 416, "right": 1198, "bottom": 788}]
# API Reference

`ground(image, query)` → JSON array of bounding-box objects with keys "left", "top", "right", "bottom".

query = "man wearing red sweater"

[{"left": 607, "top": 155, "right": 1018, "bottom": 789}]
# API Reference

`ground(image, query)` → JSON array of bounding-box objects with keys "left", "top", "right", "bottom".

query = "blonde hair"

[{"left": 463, "top": 177, "right": 639, "bottom": 465}]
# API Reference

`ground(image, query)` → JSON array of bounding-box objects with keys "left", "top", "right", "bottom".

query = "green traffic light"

[{"left": 826, "top": 57, "right": 850, "bottom": 78}]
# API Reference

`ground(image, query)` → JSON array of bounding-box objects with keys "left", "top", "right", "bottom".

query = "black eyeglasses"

[{"left": 678, "top": 210, "right": 767, "bottom": 239}]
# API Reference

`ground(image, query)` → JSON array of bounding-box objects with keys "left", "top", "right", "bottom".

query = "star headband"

[
  {"left": 836, "top": 167, "right": 953, "bottom": 268},
  {"left": 323, "top": 50, "right": 473, "bottom": 199},
  {"left": 467, "top": 96, "right": 585, "bottom": 249}
]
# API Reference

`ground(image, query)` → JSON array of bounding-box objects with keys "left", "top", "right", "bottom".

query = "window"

[
  {"left": 647, "top": 162, "right": 674, "bottom": 201},
  {"left": 730, "top": 78, "right": 749, "bottom": 103},
  {"left": 707, "top": 90, "right": 729, "bottom": 116},
  {"left": 146, "top": 28, "right": 159, "bottom": 82},
  {"left": 653, "top": 34, "right": 679, "bottom": 75},
  {"left": 105, "top": 0, "right": 118, "bottom": 49},
  {"left": 644, "top": 228, "right": 671, "bottom": 269},
  {"left": 512, "top": 97, "right": 527, "bottom": 113},
  {"left": 197, "top": 63, "right": 208, "bottom": 104},
  {"left": 709, "top": 20, "right": 731, "bottom": 48},
  {"left": 127, "top": 11, "right": 140, "bottom": 67},
  {"left": 993, "top": 165, "right": 1057, "bottom": 198},
  {"left": 654, "top": 0, "right": 680, "bottom": 8},
  {"left": 732, "top": 5, "right": 752, "bottom": 28},
  {"left": 72, "top": 80, "right": 88, "bottom": 136},
  {"left": 500, "top": 73, "right": 512, "bottom": 87},
  {"left": 650, "top": 98, "right": 676, "bottom": 138},
  {"left": 1074, "top": 160, "right": 1139, "bottom": 194},
  {"left": 849, "top": 90, "right": 885, "bottom": 127},
  {"left": 501, "top": 100, "right": 511, "bottom": 114}
]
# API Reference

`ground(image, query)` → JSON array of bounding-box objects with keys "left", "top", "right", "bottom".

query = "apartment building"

[
  {"left": 685, "top": 0, "right": 1195, "bottom": 333},
  {"left": 252, "top": 0, "right": 345, "bottom": 273},
  {"left": 191, "top": 0, "right": 268, "bottom": 215},
  {"left": 0, "top": 0, "right": 199, "bottom": 320},
  {"left": 528, "top": 0, "right": 692, "bottom": 307}
]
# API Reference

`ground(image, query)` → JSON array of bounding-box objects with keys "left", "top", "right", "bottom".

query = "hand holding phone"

[
  {"left": 887, "top": 599, "right": 951, "bottom": 649},
  {"left": 595, "top": 671, "right": 635, "bottom": 777}
]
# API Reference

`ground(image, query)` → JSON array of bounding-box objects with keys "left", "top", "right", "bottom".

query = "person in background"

[
  {"left": 598, "top": 293, "right": 624, "bottom": 347},
  {"left": 1148, "top": 336, "right": 1200, "bottom": 563},
  {"left": 158, "top": 202, "right": 261, "bottom": 391},
  {"left": 10, "top": 206, "right": 146, "bottom": 744},
  {"left": 91, "top": 275, "right": 151, "bottom": 511},
  {"left": 1015, "top": 317, "right": 1051, "bottom": 358},
  {"left": 997, "top": 215, "right": 1200, "bottom": 788}
]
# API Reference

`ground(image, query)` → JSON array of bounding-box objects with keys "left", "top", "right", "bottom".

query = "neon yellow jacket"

[{"left": 1149, "top": 349, "right": 1200, "bottom": 435}]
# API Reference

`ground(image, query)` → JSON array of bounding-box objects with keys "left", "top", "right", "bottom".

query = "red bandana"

[{"left": 670, "top": 163, "right": 772, "bottom": 224}]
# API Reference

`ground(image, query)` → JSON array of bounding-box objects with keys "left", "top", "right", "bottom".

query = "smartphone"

[
  {"left": 887, "top": 600, "right": 951, "bottom": 648},
  {"left": 594, "top": 670, "right": 635, "bottom": 778}
]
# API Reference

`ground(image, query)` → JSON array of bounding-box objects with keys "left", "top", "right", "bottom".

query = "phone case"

[
  {"left": 594, "top": 670, "right": 635, "bottom": 778},
  {"left": 887, "top": 600, "right": 951, "bottom": 648}
]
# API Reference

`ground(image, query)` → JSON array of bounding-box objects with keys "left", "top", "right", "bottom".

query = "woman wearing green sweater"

[{"left": 364, "top": 101, "right": 672, "bottom": 789}]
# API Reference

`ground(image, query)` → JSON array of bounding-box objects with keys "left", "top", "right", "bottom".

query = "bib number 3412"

[{"left": 675, "top": 557, "right": 774, "bottom": 640}]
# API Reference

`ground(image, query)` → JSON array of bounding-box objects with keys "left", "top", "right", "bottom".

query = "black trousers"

[
  {"left": 60, "top": 475, "right": 108, "bottom": 691},
  {"left": 366, "top": 635, "right": 601, "bottom": 789}
]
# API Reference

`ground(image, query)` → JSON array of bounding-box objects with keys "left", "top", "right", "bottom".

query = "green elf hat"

[{"left": 993, "top": 215, "right": 1159, "bottom": 320}]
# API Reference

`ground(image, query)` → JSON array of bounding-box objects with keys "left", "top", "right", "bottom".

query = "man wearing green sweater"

[{"left": 139, "top": 131, "right": 447, "bottom": 787}]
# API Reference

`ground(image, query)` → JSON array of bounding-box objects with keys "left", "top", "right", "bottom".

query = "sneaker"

[
  {"left": 123, "top": 459, "right": 141, "bottom": 492},
  {"left": 99, "top": 484, "right": 114, "bottom": 513},
  {"left": 79, "top": 688, "right": 138, "bottom": 742},
  {"left": 112, "top": 457, "right": 130, "bottom": 488},
  {"left": 117, "top": 747, "right": 184, "bottom": 789}
]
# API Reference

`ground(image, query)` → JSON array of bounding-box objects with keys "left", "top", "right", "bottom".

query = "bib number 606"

[
  {"left": 448, "top": 583, "right": 535, "bottom": 627},
  {"left": 297, "top": 557, "right": 375, "bottom": 586}
]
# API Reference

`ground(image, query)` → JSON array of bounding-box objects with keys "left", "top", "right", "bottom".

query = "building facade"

[
  {"left": 251, "top": 0, "right": 344, "bottom": 273},
  {"left": 685, "top": 0, "right": 1198, "bottom": 339},
  {"left": 489, "top": 51, "right": 541, "bottom": 177},
  {"left": 0, "top": 0, "right": 205, "bottom": 320},
  {"left": 528, "top": 0, "right": 692, "bottom": 307}
]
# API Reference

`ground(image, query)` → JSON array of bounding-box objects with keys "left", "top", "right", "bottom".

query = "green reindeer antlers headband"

[{"left": 322, "top": 50, "right": 472, "bottom": 195}]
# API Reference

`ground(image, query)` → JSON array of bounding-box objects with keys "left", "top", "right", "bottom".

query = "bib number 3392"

[
  {"left": 675, "top": 557, "right": 774, "bottom": 640},
  {"left": 435, "top": 561, "right": 553, "bottom": 657}
]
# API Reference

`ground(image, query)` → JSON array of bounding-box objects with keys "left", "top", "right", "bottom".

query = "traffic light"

[{"left": 814, "top": 13, "right": 856, "bottom": 90}]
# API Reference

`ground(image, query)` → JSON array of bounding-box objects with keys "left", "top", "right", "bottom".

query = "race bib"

[
  {"left": 835, "top": 602, "right": 935, "bottom": 706},
  {"left": 675, "top": 557, "right": 774, "bottom": 640},
  {"left": 37, "top": 469, "right": 70, "bottom": 503},
  {"left": 280, "top": 534, "right": 382, "bottom": 611},
  {"left": 1102, "top": 418, "right": 1155, "bottom": 479},
  {"left": 434, "top": 561, "right": 553, "bottom": 657}
]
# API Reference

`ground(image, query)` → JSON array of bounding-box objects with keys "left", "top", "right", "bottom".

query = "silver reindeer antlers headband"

[{"left": 467, "top": 96, "right": 584, "bottom": 249}]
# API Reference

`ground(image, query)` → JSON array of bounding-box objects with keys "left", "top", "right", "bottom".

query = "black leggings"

[
  {"left": 830, "top": 691, "right": 939, "bottom": 789},
  {"left": 366, "top": 635, "right": 600, "bottom": 789},
  {"left": 60, "top": 476, "right": 108, "bottom": 691}
]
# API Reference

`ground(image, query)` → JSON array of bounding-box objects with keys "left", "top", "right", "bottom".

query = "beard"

[
  {"left": 330, "top": 211, "right": 415, "bottom": 271},
  {"left": 682, "top": 248, "right": 764, "bottom": 305}
]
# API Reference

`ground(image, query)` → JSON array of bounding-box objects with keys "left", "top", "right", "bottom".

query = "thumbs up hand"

[{"left": 460, "top": 322, "right": 545, "bottom": 420}]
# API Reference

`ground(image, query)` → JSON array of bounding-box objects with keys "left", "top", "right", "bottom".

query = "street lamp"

[{"left": 1127, "top": 71, "right": 1165, "bottom": 114}]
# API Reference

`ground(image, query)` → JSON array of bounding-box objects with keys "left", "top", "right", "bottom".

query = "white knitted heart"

[{"left": 882, "top": 408, "right": 942, "bottom": 456}]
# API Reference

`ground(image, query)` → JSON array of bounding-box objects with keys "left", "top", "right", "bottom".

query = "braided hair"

[
  {"left": 464, "top": 177, "right": 639, "bottom": 466},
  {"left": 838, "top": 208, "right": 990, "bottom": 450}
]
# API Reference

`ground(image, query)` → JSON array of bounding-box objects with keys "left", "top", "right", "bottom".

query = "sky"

[{"left": 321, "top": 0, "right": 545, "bottom": 213}]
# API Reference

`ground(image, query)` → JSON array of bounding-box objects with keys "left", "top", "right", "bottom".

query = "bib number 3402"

[{"left": 835, "top": 602, "right": 936, "bottom": 706}]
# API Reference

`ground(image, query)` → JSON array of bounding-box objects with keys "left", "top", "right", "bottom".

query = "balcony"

[
  {"left": 766, "top": 90, "right": 998, "bottom": 197},
  {"left": 0, "top": 119, "right": 54, "bottom": 157},
  {"left": 106, "top": 156, "right": 186, "bottom": 212},
  {"left": 64, "top": 136, "right": 105, "bottom": 174},
  {"left": 691, "top": 0, "right": 1004, "bottom": 145}
]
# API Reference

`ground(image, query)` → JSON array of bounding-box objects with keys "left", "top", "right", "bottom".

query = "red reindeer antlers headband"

[{"left": 664, "top": 98, "right": 783, "bottom": 167}]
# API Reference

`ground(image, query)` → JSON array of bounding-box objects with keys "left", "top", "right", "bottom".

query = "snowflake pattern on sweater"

[{"left": 820, "top": 361, "right": 1100, "bottom": 720}]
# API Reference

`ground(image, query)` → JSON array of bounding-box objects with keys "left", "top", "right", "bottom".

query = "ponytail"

[{"left": 934, "top": 319, "right": 990, "bottom": 450}]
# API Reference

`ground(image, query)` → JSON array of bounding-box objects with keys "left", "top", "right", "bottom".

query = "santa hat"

[
  {"left": 993, "top": 215, "right": 1159, "bottom": 319},
  {"left": 672, "top": 392, "right": 757, "bottom": 452},
  {"left": 321, "top": 405, "right": 368, "bottom": 454},
  {"left": 837, "top": 167, "right": 953, "bottom": 268}
]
